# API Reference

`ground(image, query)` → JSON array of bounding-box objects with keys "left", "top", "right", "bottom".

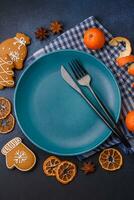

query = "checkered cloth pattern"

[{"left": 27, "top": 16, "right": 134, "bottom": 159}]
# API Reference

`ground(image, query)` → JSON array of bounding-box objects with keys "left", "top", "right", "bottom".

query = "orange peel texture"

[{"left": 109, "top": 37, "right": 131, "bottom": 58}]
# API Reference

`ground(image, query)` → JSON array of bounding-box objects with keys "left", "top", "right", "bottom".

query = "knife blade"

[
  {"left": 61, "top": 65, "right": 131, "bottom": 148},
  {"left": 61, "top": 65, "right": 108, "bottom": 114},
  {"left": 61, "top": 65, "right": 83, "bottom": 95}
]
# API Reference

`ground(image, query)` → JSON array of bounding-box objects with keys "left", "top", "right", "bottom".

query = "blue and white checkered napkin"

[{"left": 27, "top": 16, "right": 134, "bottom": 159}]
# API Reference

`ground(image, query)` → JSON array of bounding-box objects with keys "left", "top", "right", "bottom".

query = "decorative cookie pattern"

[
  {"left": 1, "top": 137, "right": 36, "bottom": 171},
  {"left": 0, "top": 54, "right": 14, "bottom": 89},
  {"left": 0, "top": 33, "right": 30, "bottom": 70}
]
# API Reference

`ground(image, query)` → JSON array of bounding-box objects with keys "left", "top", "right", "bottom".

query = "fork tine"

[
  {"left": 71, "top": 61, "right": 83, "bottom": 79},
  {"left": 75, "top": 59, "right": 88, "bottom": 75},
  {"left": 68, "top": 63, "right": 80, "bottom": 79},
  {"left": 73, "top": 60, "right": 85, "bottom": 76}
]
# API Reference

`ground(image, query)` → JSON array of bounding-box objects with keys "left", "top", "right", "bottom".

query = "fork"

[
  {"left": 69, "top": 59, "right": 131, "bottom": 147},
  {"left": 69, "top": 59, "right": 117, "bottom": 127}
]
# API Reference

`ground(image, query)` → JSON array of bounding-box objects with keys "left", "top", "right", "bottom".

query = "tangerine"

[
  {"left": 125, "top": 110, "right": 134, "bottom": 132},
  {"left": 128, "top": 64, "right": 134, "bottom": 76},
  {"left": 83, "top": 28, "right": 105, "bottom": 50}
]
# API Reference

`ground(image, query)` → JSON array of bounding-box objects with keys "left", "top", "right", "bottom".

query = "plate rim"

[{"left": 14, "top": 49, "right": 121, "bottom": 156}]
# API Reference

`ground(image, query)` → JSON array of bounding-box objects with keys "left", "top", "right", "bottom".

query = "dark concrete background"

[{"left": 0, "top": 0, "right": 134, "bottom": 200}]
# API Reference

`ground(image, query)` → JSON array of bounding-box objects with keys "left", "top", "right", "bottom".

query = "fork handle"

[
  {"left": 87, "top": 84, "right": 126, "bottom": 140},
  {"left": 80, "top": 91, "right": 131, "bottom": 148}
]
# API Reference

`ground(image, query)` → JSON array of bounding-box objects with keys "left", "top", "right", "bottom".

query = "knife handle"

[{"left": 80, "top": 91, "right": 131, "bottom": 148}]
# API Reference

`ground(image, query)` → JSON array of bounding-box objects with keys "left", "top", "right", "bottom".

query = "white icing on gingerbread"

[
  {"left": 1, "top": 137, "right": 22, "bottom": 155},
  {"left": 9, "top": 51, "right": 19, "bottom": 62},
  {"left": 14, "top": 150, "right": 27, "bottom": 164},
  {"left": 0, "top": 76, "right": 14, "bottom": 86},
  {"left": 0, "top": 57, "right": 14, "bottom": 87},
  {"left": 13, "top": 37, "right": 26, "bottom": 50}
]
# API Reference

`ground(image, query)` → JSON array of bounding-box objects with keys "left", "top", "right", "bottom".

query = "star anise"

[
  {"left": 35, "top": 27, "right": 48, "bottom": 40},
  {"left": 81, "top": 162, "right": 95, "bottom": 174},
  {"left": 50, "top": 21, "right": 63, "bottom": 34}
]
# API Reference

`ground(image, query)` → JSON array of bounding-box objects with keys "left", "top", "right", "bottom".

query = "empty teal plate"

[{"left": 14, "top": 50, "right": 121, "bottom": 156}]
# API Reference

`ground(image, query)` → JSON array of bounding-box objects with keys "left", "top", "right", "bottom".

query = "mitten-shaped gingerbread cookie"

[
  {"left": 0, "top": 33, "right": 30, "bottom": 70},
  {"left": 0, "top": 54, "right": 14, "bottom": 89},
  {"left": 1, "top": 137, "right": 36, "bottom": 171}
]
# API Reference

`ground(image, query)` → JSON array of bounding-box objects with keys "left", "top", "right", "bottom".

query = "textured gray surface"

[{"left": 0, "top": 0, "right": 134, "bottom": 199}]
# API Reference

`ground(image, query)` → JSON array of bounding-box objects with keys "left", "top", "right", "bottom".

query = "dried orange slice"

[
  {"left": 0, "top": 97, "right": 11, "bottom": 119},
  {"left": 99, "top": 148, "right": 123, "bottom": 171},
  {"left": 56, "top": 161, "right": 77, "bottom": 184},
  {"left": 0, "top": 114, "right": 15, "bottom": 134},
  {"left": 43, "top": 156, "right": 61, "bottom": 176}
]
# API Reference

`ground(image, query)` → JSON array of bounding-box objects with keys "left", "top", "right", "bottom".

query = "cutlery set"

[{"left": 61, "top": 59, "right": 131, "bottom": 148}]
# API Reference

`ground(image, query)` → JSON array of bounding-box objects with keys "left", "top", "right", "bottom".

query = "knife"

[{"left": 61, "top": 65, "right": 131, "bottom": 148}]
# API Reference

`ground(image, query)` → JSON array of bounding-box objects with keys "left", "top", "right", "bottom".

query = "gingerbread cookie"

[
  {"left": 1, "top": 137, "right": 36, "bottom": 171},
  {"left": 0, "top": 33, "right": 30, "bottom": 70},
  {"left": 0, "top": 54, "right": 14, "bottom": 89}
]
